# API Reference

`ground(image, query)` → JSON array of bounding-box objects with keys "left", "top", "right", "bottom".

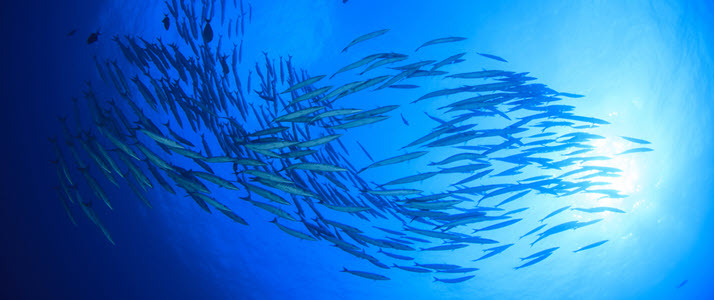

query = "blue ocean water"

[{"left": 1, "top": 0, "right": 713, "bottom": 299}]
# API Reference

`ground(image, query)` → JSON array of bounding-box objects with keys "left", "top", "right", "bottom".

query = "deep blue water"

[{"left": 1, "top": 1, "right": 713, "bottom": 299}]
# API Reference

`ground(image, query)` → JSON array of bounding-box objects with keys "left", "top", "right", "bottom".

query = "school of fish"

[{"left": 52, "top": 0, "right": 652, "bottom": 283}]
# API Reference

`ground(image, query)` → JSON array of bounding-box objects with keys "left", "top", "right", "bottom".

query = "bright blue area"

[{"left": 1, "top": 0, "right": 712, "bottom": 299}]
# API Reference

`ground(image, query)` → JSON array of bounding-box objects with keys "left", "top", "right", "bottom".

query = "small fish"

[
  {"left": 87, "top": 31, "right": 100, "bottom": 44},
  {"left": 341, "top": 268, "right": 390, "bottom": 280},
  {"left": 477, "top": 52, "right": 508, "bottom": 62},
  {"left": 677, "top": 280, "right": 688, "bottom": 288},
  {"left": 358, "top": 151, "right": 427, "bottom": 173},
  {"left": 514, "top": 252, "right": 552, "bottom": 270},
  {"left": 620, "top": 136, "right": 652, "bottom": 145},
  {"left": 540, "top": 205, "right": 571, "bottom": 223},
  {"left": 342, "top": 29, "right": 390, "bottom": 52},
  {"left": 616, "top": 147, "right": 653, "bottom": 155},
  {"left": 415, "top": 37, "right": 467, "bottom": 52},
  {"left": 203, "top": 18, "right": 213, "bottom": 43},
  {"left": 400, "top": 113, "right": 409, "bottom": 126},
  {"left": 281, "top": 75, "right": 326, "bottom": 94},
  {"left": 433, "top": 275, "right": 475, "bottom": 283},
  {"left": 393, "top": 264, "right": 431, "bottom": 273},
  {"left": 421, "top": 244, "right": 468, "bottom": 251},
  {"left": 162, "top": 14, "right": 170, "bottom": 30},
  {"left": 388, "top": 84, "right": 420, "bottom": 89},
  {"left": 573, "top": 240, "right": 608, "bottom": 253},
  {"left": 520, "top": 224, "right": 546, "bottom": 240},
  {"left": 379, "top": 248, "right": 414, "bottom": 260},
  {"left": 572, "top": 207, "right": 625, "bottom": 214},
  {"left": 521, "top": 247, "right": 559, "bottom": 261}
]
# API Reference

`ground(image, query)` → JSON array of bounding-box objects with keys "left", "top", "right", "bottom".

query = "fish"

[
  {"left": 438, "top": 268, "right": 479, "bottom": 274},
  {"left": 421, "top": 244, "right": 468, "bottom": 251},
  {"left": 620, "top": 136, "right": 651, "bottom": 144},
  {"left": 429, "top": 153, "right": 485, "bottom": 166},
  {"left": 281, "top": 75, "right": 326, "bottom": 94},
  {"left": 521, "top": 247, "right": 559, "bottom": 260},
  {"left": 540, "top": 205, "right": 571, "bottom": 223},
  {"left": 380, "top": 172, "right": 438, "bottom": 186},
  {"left": 87, "top": 31, "right": 100, "bottom": 44},
  {"left": 392, "top": 264, "right": 431, "bottom": 273},
  {"left": 331, "top": 54, "right": 384, "bottom": 79},
  {"left": 616, "top": 147, "right": 653, "bottom": 155},
  {"left": 415, "top": 263, "right": 462, "bottom": 270},
  {"left": 270, "top": 218, "right": 316, "bottom": 241},
  {"left": 367, "top": 189, "right": 423, "bottom": 197},
  {"left": 341, "top": 29, "right": 390, "bottom": 52},
  {"left": 241, "top": 182, "right": 291, "bottom": 205},
  {"left": 202, "top": 18, "right": 213, "bottom": 43},
  {"left": 358, "top": 151, "right": 428, "bottom": 173},
  {"left": 241, "top": 197, "right": 296, "bottom": 221},
  {"left": 400, "top": 113, "right": 409, "bottom": 126},
  {"left": 573, "top": 240, "right": 608, "bottom": 253},
  {"left": 677, "top": 280, "right": 688, "bottom": 288},
  {"left": 379, "top": 249, "right": 414, "bottom": 261},
  {"left": 431, "top": 52, "right": 466, "bottom": 71},
  {"left": 139, "top": 129, "right": 184, "bottom": 149},
  {"left": 415, "top": 37, "right": 467, "bottom": 51},
  {"left": 496, "top": 190, "right": 531, "bottom": 207},
  {"left": 519, "top": 224, "right": 547, "bottom": 240},
  {"left": 448, "top": 236, "right": 498, "bottom": 245},
  {"left": 340, "top": 268, "right": 390, "bottom": 280},
  {"left": 284, "top": 162, "right": 347, "bottom": 172},
  {"left": 318, "top": 201, "right": 371, "bottom": 213},
  {"left": 388, "top": 84, "right": 420, "bottom": 89},
  {"left": 344, "top": 105, "right": 399, "bottom": 120},
  {"left": 572, "top": 207, "right": 625, "bottom": 214},
  {"left": 162, "top": 14, "right": 170, "bottom": 30},
  {"left": 514, "top": 252, "right": 552, "bottom": 270},
  {"left": 477, "top": 52, "right": 508, "bottom": 63},
  {"left": 473, "top": 219, "right": 522, "bottom": 232},
  {"left": 473, "top": 244, "right": 513, "bottom": 261},
  {"left": 446, "top": 70, "right": 505, "bottom": 79},
  {"left": 433, "top": 275, "right": 475, "bottom": 283}
]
